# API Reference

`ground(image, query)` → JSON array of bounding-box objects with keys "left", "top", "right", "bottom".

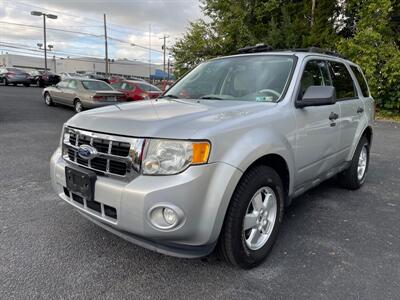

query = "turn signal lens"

[{"left": 192, "top": 142, "right": 210, "bottom": 164}]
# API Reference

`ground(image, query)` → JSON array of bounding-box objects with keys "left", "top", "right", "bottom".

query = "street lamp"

[{"left": 31, "top": 11, "right": 58, "bottom": 71}]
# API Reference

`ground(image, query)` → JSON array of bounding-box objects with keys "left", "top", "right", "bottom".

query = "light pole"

[{"left": 31, "top": 11, "right": 57, "bottom": 71}]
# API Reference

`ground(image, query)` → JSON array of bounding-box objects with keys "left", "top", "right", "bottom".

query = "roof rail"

[
  {"left": 291, "top": 47, "right": 346, "bottom": 59},
  {"left": 237, "top": 43, "right": 273, "bottom": 54},
  {"left": 236, "top": 44, "right": 346, "bottom": 59}
]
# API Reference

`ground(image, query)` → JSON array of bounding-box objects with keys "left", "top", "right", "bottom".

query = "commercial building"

[{"left": 0, "top": 53, "right": 172, "bottom": 80}]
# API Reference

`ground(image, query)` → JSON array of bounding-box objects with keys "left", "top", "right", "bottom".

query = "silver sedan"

[{"left": 43, "top": 78, "right": 126, "bottom": 112}]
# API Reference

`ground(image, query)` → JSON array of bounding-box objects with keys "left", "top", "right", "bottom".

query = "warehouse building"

[{"left": 0, "top": 53, "right": 172, "bottom": 80}]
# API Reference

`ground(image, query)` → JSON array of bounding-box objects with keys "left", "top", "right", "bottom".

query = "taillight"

[{"left": 92, "top": 95, "right": 105, "bottom": 101}]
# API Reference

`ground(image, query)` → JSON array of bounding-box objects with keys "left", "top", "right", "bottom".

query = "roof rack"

[
  {"left": 237, "top": 44, "right": 273, "bottom": 54},
  {"left": 236, "top": 44, "right": 346, "bottom": 59}
]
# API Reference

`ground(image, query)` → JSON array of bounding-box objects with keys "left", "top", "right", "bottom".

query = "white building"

[{"left": 0, "top": 53, "right": 170, "bottom": 80}]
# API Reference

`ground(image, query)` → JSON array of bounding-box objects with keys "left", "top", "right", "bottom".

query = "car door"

[
  {"left": 293, "top": 58, "right": 342, "bottom": 188},
  {"left": 332, "top": 63, "right": 369, "bottom": 160},
  {"left": 51, "top": 80, "right": 68, "bottom": 103},
  {"left": 62, "top": 79, "right": 79, "bottom": 106}
]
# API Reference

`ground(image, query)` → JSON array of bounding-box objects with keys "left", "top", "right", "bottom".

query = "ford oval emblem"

[{"left": 77, "top": 144, "right": 98, "bottom": 160}]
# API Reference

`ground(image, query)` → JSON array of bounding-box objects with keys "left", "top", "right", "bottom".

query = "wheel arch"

[{"left": 243, "top": 153, "right": 290, "bottom": 205}]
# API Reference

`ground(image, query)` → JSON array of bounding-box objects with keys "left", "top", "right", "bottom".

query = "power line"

[{"left": 0, "top": 21, "right": 165, "bottom": 54}]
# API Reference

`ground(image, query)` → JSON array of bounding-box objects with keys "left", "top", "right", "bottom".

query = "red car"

[{"left": 111, "top": 80, "right": 162, "bottom": 101}]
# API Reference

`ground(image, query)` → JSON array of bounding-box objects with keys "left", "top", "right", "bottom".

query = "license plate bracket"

[{"left": 65, "top": 166, "right": 97, "bottom": 202}]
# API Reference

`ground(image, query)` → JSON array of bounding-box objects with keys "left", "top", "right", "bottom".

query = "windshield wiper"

[
  {"left": 198, "top": 95, "right": 224, "bottom": 100},
  {"left": 159, "top": 94, "right": 179, "bottom": 99}
]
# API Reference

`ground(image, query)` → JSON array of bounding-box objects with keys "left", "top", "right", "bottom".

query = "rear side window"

[
  {"left": 68, "top": 80, "right": 78, "bottom": 89},
  {"left": 350, "top": 66, "right": 369, "bottom": 97},
  {"left": 328, "top": 62, "right": 357, "bottom": 100}
]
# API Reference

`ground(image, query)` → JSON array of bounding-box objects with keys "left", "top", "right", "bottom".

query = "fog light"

[{"left": 163, "top": 208, "right": 177, "bottom": 225}]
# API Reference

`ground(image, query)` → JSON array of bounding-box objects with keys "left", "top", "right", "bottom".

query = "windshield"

[
  {"left": 82, "top": 80, "right": 113, "bottom": 91},
  {"left": 165, "top": 55, "right": 294, "bottom": 102}
]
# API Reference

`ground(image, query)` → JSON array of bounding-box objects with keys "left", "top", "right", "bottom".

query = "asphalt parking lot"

[{"left": 1, "top": 86, "right": 399, "bottom": 299}]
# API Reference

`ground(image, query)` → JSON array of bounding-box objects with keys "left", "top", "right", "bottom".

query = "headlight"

[{"left": 142, "top": 139, "right": 210, "bottom": 175}]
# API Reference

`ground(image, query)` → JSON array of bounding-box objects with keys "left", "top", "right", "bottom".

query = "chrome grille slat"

[
  {"left": 62, "top": 127, "right": 144, "bottom": 180},
  {"left": 106, "top": 140, "right": 112, "bottom": 172}
]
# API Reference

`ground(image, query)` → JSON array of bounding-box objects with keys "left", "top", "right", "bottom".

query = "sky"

[{"left": 0, "top": 0, "right": 204, "bottom": 64}]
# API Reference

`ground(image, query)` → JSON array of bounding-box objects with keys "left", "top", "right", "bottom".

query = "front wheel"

[
  {"left": 217, "top": 165, "right": 284, "bottom": 269},
  {"left": 337, "top": 136, "right": 370, "bottom": 190},
  {"left": 44, "top": 93, "right": 54, "bottom": 106}
]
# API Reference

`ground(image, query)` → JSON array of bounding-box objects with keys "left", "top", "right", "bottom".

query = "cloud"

[{"left": 0, "top": 0, "right": 203, "bottom": 63}]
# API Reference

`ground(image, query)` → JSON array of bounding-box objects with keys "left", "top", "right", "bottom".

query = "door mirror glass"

[{"left": 296, "top": 86, "right": 336, "bottom": 108}]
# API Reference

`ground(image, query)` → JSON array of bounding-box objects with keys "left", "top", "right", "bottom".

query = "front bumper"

[{"left": 50, "top": 148, "right": 242, "bottom": 257}]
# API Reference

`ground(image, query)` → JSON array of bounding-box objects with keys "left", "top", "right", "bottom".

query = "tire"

[
  {"left": 3, "top": 78, "right": 8, "bottom": 86},
  {"left": 337, "top": 136, "right": 370, "bottom": 190},
  {"left": 217, "top": 165, "right": 285, "bottom": 269},
  {"left": 13, "top": 83, "right": 17, "bottom": 86},
  {"left": 37, "top": 79, "right": 44, "bottom": 87},
  {"left": 44, "top": 92, "right": 54, "bottom": 106},
  {"left": 24, "top": 83, "right": 30, "bottom": 87},
  {"left": 74, "top": 99, "right": 83, "bottom": 113}
]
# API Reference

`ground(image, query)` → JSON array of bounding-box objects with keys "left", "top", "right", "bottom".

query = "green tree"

[{"left": 337, "top": 0, "right": 400, "bottom": 110}]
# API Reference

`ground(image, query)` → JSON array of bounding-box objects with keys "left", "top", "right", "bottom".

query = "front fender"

[{"left": 210, "top": 127, "right": 296, "bottom": 196}]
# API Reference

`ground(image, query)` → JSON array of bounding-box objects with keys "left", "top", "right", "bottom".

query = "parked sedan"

[
  {"left": 0, "top": 67, "right": 31, "bottom": 86},
  {"left": 111, "top": 80, "right": 162, "bottom": 100},
  {"left": 43, "top": 78, "right": 126, "bottom": 112},
  {"left": 30, "top": 70, "right": 61, "bottom": 87},
  {"left": 83, "top": 73, "right": 109, "bottom": 83}
]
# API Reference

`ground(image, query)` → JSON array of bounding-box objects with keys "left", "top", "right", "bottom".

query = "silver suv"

[{"left": 50, "top": 48, "right": 374, "bottom": 268}]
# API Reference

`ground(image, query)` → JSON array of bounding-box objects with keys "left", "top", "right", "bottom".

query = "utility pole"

[
  {"left": 149, "top": 24, "right": 151, "bottom": 83},
  {"left": 43, "top": 15, "right": 47, "bottom": 70},
  {"left": 53, "top": 55, "right": 56, "bottom": 73},
  {"left": 160, "top": 35, "right": 169, "bottom": 74},
  {"left": 104, "top": 13, "right": 108, "bottom": 76}
]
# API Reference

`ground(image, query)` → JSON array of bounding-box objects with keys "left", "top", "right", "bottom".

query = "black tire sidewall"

[{"left": 223, "top": 165, "right": 285, "bottom": 268}]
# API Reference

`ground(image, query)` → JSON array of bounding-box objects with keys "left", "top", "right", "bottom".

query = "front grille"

[{"left": 62, "top": 127, "right": 144, "bottom": 179}]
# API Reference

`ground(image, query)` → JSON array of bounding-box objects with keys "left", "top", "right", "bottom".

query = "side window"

[
  {"left": 350, "top": 66, "right": 369, "bottom": 97},
  {"left": 328, "top": 62, "right": 357, "bottom": 100},
  {"left": 58, "top": 80, "right": 69, "bottom": 88},
  {"left": 67, "top": 80, "right": 78, "bottom": 89},
  {"left": 298, "top": 60, "right": 331, "bottom": 99}
]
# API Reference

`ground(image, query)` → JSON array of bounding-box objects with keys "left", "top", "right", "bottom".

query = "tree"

[{"left": 337, "top": 0, "right": 400, "bottom": 110}]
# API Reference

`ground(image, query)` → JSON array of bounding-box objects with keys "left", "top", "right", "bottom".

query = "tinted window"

[
  {"left": 299, "top": 60, "right": 331, "bottom": 99},
  {"left": 81, "top": 80, "right": 113, "bottom": 91},
  {"left": 350, "top": 66, "right": 369, "bottom": 97},
  {"left": 328, "top": 62, "right": 356, "bottom": 100}
]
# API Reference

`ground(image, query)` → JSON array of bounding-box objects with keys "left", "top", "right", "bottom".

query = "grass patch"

[{"left": 376, "top": 110, "right": 400, "bottom": 123}]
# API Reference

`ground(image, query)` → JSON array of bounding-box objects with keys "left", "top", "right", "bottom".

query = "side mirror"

[{"left": 296, "top": 86, "right": 336, "bottom": 108}]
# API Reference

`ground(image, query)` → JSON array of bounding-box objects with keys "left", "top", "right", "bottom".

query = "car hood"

[{"left": 66, "top": 98, "right": 276, "bottom": 139}]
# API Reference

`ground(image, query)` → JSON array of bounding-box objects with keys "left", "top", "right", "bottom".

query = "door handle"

[
  {"left": 357, "top": 107, "right": 364, "bottom": 113},
  {"left": 329, "top": 112, "right": 339, "bottom": 121}
]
